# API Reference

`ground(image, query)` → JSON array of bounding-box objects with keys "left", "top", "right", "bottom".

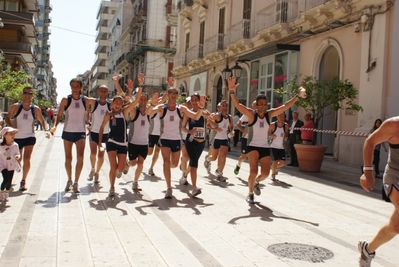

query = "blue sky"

[{"left": 51, "top": 0, "right": 102, "bottom": 103}]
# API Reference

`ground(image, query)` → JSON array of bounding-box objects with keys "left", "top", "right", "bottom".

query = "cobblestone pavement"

[{"left": 0, "top": 129, "right": 397, "bottom": 267}]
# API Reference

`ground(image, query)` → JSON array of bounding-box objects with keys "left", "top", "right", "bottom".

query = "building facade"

[
  {"left": 91, "top": 0, "right": 119, "bottom": 97},
  {"left": 172, "top": 0, "right": 396, "bottom": 165},
  {"left": 126, "top": 0, "right": 177, "bottom": 96}
]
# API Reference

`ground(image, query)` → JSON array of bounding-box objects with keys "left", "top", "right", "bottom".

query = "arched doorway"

[{"left": 318, "top": 45, "right": 340, "bottom": 155}]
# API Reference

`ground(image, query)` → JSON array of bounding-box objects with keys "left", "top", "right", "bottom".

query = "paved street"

[{"left": 0, "top": 128, "right": 398, "bottom": 267}]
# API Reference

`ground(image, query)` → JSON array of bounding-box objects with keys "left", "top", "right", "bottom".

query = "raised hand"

[
  {"left": 113, "top": 72, "right": 122, "bottom": 81},
  {"left": 138, "top": 73, "right": 145, "bottom": 86},
  {"left": 297, "top": 86, "right": 306, "bottom": 98},
  {"left": 167, "top": 76, "right": 174, "bottom": 87},
  {"left": 228, "top": 76, "right": 239, "bottom": 92},
  {"left": 125, "top": 79, "right": 134, "bottom": 92}
]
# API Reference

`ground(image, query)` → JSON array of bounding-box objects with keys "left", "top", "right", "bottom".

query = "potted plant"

[{"left": 276, "top": 75, "right": 363, "bottom": 172}]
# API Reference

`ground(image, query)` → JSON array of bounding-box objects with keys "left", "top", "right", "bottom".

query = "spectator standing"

[{"left": 301, "top": 114, "right": 314, "bottom": 145}]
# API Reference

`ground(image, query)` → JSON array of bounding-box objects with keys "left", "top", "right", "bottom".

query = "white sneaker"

[
  {"left": 179, "top": 175, "right": 188, "bottom": 186},
  {"left": 148, "top": 168, "right": 155, "bottom": 176},
  {"left": 123, "top": 162, "right": 130, "bottom": 174},
  {"left": 88, "top": 169, "right": 95, "bottom": 181},
  {"left": 94, "top": 172, "right": 100, "bottom": 184},
  {"left": 204, "top": 155, "right": 211, "bottom": 173},
  {"left": 358, "top": 240, "right": 375, "bottom": 267},
  {"left": 108, "top": 188, "right": 115, "bottom": 198},
  {"left": 164, "top": 187, "right": 173, "bottom": 199},
  {"left": 191, "top": 187, "right": 202, "bottom": 197},
  {"left": 116, "top": 170, "right": 122, "bottom": 178},
  {"left": 132, "top": 182, "right": 142, "bottom": 191},
  {"left": 217, "top": 171, "right": 226, "bottom": 182}
]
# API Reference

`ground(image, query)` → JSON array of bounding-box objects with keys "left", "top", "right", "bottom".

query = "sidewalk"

[{"left": 0, "top": 129, "right": 395, "bottom": 267}]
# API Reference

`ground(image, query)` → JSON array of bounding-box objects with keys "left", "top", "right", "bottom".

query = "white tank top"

[
  {"left": 128, "top": 109, "right": 149, "bottom": 145},
  {"left": 270, "top": 122, "right": 286, "bottom": 149},
  {"left": 14, "top": 106, "right": 35, "bottom": 139},
  {"left": 248, "top": 112, "right": 270, "bottom": 148},
  {"left": 214, "top": 114, "right": 230, "bottom": 140},
  {"left": 149, "top": 113, "right": 161, "bottom": 136},
  {"left": 64, "top": 97, "right": 86, "bottom": 133},
  {"left": 239, "top": 114, "right": 249, "bottom": 139},
  {"left": 160, "top": 106, "right": 182, "bottom": 140},
  {"left": 91, "top": 101, "right": 110, "bottom": 134}
]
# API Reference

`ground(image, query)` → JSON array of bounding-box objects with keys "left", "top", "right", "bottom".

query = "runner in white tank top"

[
  {"left": 228, "top": 76, "right": 306, "bottom": 204},
  {"left": 85, "top": 85, "right": 111, "bottom": 183},
  {"left": 269, "top": 113, "right": 289, "bottom": 181},
  {"left": 147, "top": 79, "right": 205, "bottom": 199},
  {"left": 5, "top": 86, "right": 50, "bottom": 191}
]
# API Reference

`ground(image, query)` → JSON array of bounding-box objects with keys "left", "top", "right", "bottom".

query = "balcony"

[
  {"left": 92, "top": 79, "right": 108, "bottom": 90},
  {"left": 186, "top": 44, "right": 204, "bottom": 63},
  {"left": 1, "top": 11, "right": 37, "bottom": 42},
  {"left": 203, "top": 33, "right": 225, "bottom": 55},
  {"left": 95, "top": 39, "right": 110, "bottom": 54},
  {"left": 37, "top": 74, "right": 46, "bottom": 81},
  {"left": 92, "top": 66, "right": 108, "bottom": 78},
  {"left": 0, "top": 41, "right": 36, "bottom": 67},
  {"left": 255, "top": 0, "right": 300, "bottom": 33},
  {"left": 93, "top": 52, "right": 107, "bottom": 66},
  {"left": 225, "top": 19, "right": 255, "bottom": 46},
  {"left": 180, "top": 0, "right": 194, "bottom": 9},
  {"left": 174, "top": 51, "right": 187, "bottom": 68},
  {"left": 137, "top": 7, "right": 147, "bottom": 23},
  {"left": 44, "top": 17, "right": 52, "bottom": 24},
  {"left": 44, "top": 5, "right": 53, "bottom": 12},
  {"left": 166, "top": 3, "right": 178, "bottom": 24},
  {"left": 299, "top": 0, "right": 327, "bottom": 12}
]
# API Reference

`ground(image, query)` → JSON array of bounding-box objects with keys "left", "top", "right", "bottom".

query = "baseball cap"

[
  {"left": 186, "top": 97, "right": 191, "bottom": 102},
  {"left": 0, "top": 126, "right": 18, "bottom": 136}
]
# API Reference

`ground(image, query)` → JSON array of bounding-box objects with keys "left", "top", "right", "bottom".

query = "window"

[
  {"left": 218, "top": 8, "right": 225, "bottom": 34},
  {"left": 243, "top": 0, "right": 251, "bottom": 20},
  {"left": 199, "top": 21, "right": 205, "bottom": 58},
  {"left": 5, "top": 0, "right": 19, "bottom": 11}
]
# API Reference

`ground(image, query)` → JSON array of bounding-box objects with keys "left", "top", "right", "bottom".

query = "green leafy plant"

[
  {"left": 275, "top": 75, "right": 363, "bottom": 144},
  {"left": 0, "top": 60, "right": 32, "bottom": 103}
]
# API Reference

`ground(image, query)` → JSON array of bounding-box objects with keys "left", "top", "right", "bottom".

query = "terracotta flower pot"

[{"left": 294, "top": 144, "right": 328, "bottom": 172}]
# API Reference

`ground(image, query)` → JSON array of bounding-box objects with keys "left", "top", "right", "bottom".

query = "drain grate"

[{"left": 267, "top": 243, "right": 334, "bottom": 263}]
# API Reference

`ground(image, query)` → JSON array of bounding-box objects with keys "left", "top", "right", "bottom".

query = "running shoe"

[
  {"left": 88, "top": 169, "right": 95, "bottom": 181},
  {"left": 123, "top": 162, "right": 130, "bottom": 174},
  {"left": 358, "top": 240, "right": 375, "bottom": 267},
  {"left": 94, "top": 172, "right": 100, "bottom": 184},
  {"left": 192, "top": 187, "right": 202, "bottom": 197},
  {"left": 254, "top": 183, "right": 261, "bottom": 196},
  {"left": 116, "top": 170, "right": 122, "bottom": 179},
  {"left": 164, "top": 187, "right": 173, "bottom": 199},
  {"left": 234, "top": 165, "right": 240, "bottom": 175},
  {"left": 179, "top": 175, "right": 188, "bottom": 186},
  {"left": 65, "top": 180, "right": 73, "bottom": 192},
  {"left": 132, "top": 182, "right": 142, "bottom": 191},
  {"left": 19, "top": 180, "right": 27, "bottom": 191},
  {"left": 246, "top": 193, "right": 255, "bottom": 204},
  {"left": 148, "top": 168, "right": 155, "bottom": 176},
  {"left": 108, "top": 188, "right": 115, "bottom": 198},
  {"left": 72, "top": 182, "right": 80, "bottom": 193},
  {"left": 204, "top": 155, "right": 211, "bottom": 173}
]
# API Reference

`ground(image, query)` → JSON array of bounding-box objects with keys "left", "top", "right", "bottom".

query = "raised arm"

[
  {"left": 228, "top": 76, "right": 254, "bottom": 121},
  {"left": 124, "top": 73, "right": 144, "bottom": 115},
  {"left": 268, "top": 87, "right": 306, "bottom": 118}
]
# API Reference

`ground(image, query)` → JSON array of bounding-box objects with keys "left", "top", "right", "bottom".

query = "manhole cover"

[{"left": 267, "top": 243, "right": 334, "bottom": 263}]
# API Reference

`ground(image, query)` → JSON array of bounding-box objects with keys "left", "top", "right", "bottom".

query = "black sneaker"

[{"left": 246, "top": 193, "right": 255, "bottom": 204}]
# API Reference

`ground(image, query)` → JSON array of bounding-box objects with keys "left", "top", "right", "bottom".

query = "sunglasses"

[
  {"left": 23, "top": 92, "right": 33, "bottom": 95},
  {"left": 168, "top": 92, "right": 178, "bottom": 95}
]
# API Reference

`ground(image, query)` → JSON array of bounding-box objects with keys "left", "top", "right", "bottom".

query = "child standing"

[{"left": 0, "top": 127, "right": 21, "bottom": 202}]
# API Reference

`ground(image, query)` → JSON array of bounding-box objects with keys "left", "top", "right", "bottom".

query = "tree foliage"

[
  {"left": 276, "top": 75, "right": 363, "bottom": 144},
  {"left": 0, "top": 60, "right": 32, "bottom": 103}
]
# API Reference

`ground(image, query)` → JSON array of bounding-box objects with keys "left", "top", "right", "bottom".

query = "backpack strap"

[{"left": 13, "top": 102, "right": 35, "bottom": 119}]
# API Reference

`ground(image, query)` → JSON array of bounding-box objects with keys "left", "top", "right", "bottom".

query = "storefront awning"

[{"left": 238, "top": 44, "right": 300, "bottom": 61}]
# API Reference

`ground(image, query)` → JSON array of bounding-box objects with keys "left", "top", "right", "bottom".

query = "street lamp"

[
  {"left": 222, "top": 64, "right": 231, "bottom": 82},
  {"left": 231, "top": 62, "right": 242, "bottom": 80}
]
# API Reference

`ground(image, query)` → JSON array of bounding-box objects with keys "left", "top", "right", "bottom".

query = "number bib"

[{"left": 194, "top": 127, "right": 205, "bottom": 139}]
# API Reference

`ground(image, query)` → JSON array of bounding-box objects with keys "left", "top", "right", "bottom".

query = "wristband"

[
  {"left": 363, "top": 166, "right": 373, "bottom": 171},
  {"left": 229, "top": 91, "right": 235, "bottom": 95}
]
